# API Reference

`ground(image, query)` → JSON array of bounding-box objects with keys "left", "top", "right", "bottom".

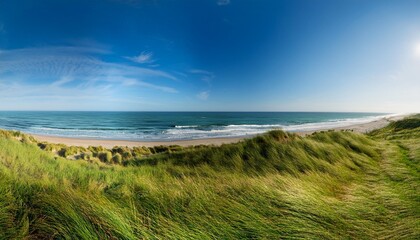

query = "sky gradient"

[{"left": 0, "top": 0, "right": 419, "bottom": 112}]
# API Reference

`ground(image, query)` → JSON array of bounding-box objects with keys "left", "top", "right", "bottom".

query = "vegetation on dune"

[
  {"left": 112, "top": 153, "right": 123, "bottom": 164},
  {"left": 370, "top": 114, "right": 420, "bottom": 140},
  {"left": 36, "top": 139, "right": 184, "bottom": 164},
  {"left": 132, "top": 130, "right": 378, "bottom": 176},
  {"left": 0, "top": 117, "right": 419, "bottom": 239}
]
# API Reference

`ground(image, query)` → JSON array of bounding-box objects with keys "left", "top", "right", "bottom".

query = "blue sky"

[{"left": 0, "top": 0, "right": 419, "bottom": 112}]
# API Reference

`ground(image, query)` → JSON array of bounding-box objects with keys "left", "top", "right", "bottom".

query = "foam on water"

[{"left": 163, "top": 115, "right": 391, "bottom": 139}]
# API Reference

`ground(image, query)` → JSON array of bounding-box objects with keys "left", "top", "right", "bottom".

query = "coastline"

[
  {"left": 31, "top": 134, "right": 251, "bottom": 148},
  {"left": 29, "top": 114, "right": 410, "bottom": 148}
]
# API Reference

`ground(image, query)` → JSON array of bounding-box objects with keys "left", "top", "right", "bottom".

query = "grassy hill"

[{"left": 0, "top": 116, "right": 419, "bottom": 239}]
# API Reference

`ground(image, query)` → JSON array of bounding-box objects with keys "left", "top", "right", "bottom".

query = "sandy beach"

[{"left": 30, "top": 114, "right": 410, "bottom": 148}]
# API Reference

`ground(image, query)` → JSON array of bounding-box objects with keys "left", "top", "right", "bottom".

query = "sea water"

[{"left": 0, "top": 111, "right": 391, "bottom": 140}]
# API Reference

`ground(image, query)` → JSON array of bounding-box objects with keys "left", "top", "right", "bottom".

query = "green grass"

[{"left": 0, "top": 117, "right": 419, "bottom": 239}]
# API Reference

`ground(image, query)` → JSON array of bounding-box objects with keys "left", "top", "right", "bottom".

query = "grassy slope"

[{"left": 0, "top": 117, "right": 419, "bottom": 239}]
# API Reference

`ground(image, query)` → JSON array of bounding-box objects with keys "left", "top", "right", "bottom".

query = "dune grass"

[{"left": 0, "top": 117, "right": 419, "bottom": 239}]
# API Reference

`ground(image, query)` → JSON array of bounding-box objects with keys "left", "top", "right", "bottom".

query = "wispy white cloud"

[
  {"left": 217, "top": 0, "right": 230, "bottom": 6},
  {"left": 0, "top": 45, "right": 181, "bottom": 110},
  {"left": 190, "top": 69, "right": 214, "bottom": 84},
  {"left": 136, "top": 80, "right": 178, "bottom": 93},
  {"left": 196, "top": 91, "right": 210, "bottom": 100},
  {"left": 127, "top": 51, "right": 155, "bottom": 64},
  {"left": 0, "top": 46, "right": 181, "bottom": 112},
  {"left": 0, "top": 23, "right": 5, "bottom": 34},
  {"left": 0, "top": 76, "right": 172, "bottom": 110},
  {"left": 0, "top": 78, "right": 113, "bottom": 101},
  {"left": 191, "top": 69, "right": 213, "bottom": 101},
  {"left": 189, "top": 69, "right": 213, "bottom": 75},
  {"left": 0, "top": 46, "right": 178, "bottom": 88},
  {"left": 0, "top": 81, "right": 120, "bottom": 111},
  {"left": 99, "top": 76, "right": 178, "bottom": 93},
  {"left": 50, "top": 76, "right": 74, "bottom": 87}
]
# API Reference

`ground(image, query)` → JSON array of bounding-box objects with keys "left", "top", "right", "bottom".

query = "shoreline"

[{"left": 29, "top": 114, "right": 410, "bottom": 148}]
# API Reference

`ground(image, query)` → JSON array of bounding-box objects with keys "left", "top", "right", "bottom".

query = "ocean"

[{"left": 0, "top": 112, "right": 390, "bottom": 141}]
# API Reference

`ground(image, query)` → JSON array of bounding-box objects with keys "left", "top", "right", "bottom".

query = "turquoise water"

[{"left": 0, "top": 112, "right": 390, "bottom": 140}]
